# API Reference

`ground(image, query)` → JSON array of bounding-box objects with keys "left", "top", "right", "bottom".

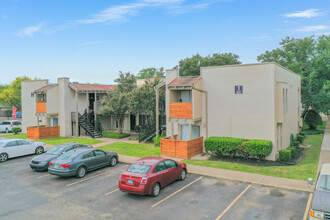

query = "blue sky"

[{"left": 0, "top": 0, "right": 329, "bottom": 84}]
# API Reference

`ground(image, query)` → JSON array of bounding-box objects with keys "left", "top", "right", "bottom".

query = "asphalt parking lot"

[{"left": 1, "top": 154, "right": 310, "bottom": 220}]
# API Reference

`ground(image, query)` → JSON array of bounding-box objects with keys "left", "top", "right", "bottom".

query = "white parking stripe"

[
  {"left": 215, "top": 185, "right": 251, "bottom": 220},
  {"left": 105, "top": 189, "right": 119, "bottom": 196},
  {"left": 38, "top": 174, "right": 50, "bottom": 179},
  {"left": 13, "top": 167, "right": 30, "bottom": 172},
  {"left": 151, "top": 176, "right": 203, "bottom": 208},
  {"left": 66, "top": 172, "right": 107, "bottom": 187}
]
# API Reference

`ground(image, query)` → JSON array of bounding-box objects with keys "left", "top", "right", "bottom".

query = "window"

[
  {"left": 49, "top": 118, "right": 58, "bottom": 127},
  {"left": 192, "top": 125, "right": 200, "bottom": 139},
  {"left": 286, "top": 88, "right": 288, "bottom": 113},
  {"left": 58, "top": 152, "right": 79, "bottom": 162},
  {"left": 127, "top": 164, "right": 151, "bottom": 174},
  {"left": 82, "top": 152, "right": 94, "bottom": 159},
  {"left": 94, "top": 150, "right": 106, "bottom": 156},
  {"left": 13, "top": 121, "right": 21, "bottom": 126},
  {"left": 180, "top": 90, "right": 192, "bottom": 102},
  {"left": 164, "top": 160, "right": 176, "bottom": 169},
  {"left": 31, "top": 93, "right": 34, "bottom": 98},
  {"left": 316, "top": 174, "right": 330, "bottom": 191},
  {"left": 2, "top": 122, "right": 10, "bottom": 125},
  {"left": 154, "top": 162, "right": 166, "bottom": 172},
  {"left": 74, "top": 144, "right": 83, "bottom": 149},
  {"left": 47, "top": 146, "right": 63, "bottom": 155},
  {"left": 5, "top": 141, "right": 18, "bottom": 148},
  {"left": 283, "top": 88, "right": 285, "bottom": 114},
  {"left": 17, "top": 140, "right": 30, "bottom": 145},
  {"left": 64, "top": 146, "right": 74, "bottom": 152}
]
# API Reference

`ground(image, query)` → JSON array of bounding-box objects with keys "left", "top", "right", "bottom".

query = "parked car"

[
  {"left": 0, "top": 139, "right": 47, "bottom": 162},
  {"left": 48, "top": 148, "right": 118, "bottom": 178},
  {"left": 309, "top": 163, "right": 330, "bottom": 220},
  {"left": 0, "top": 137, "right": 9, "bottom": 141},
  {"left": 30, "top": 142, "right": 92, "bottom": 171},
  {"left": 118, "top": 157, "right": 187, "bottom": 197},
  {"left": 0, "top": 120, "right": 22, "bottom": 133}
]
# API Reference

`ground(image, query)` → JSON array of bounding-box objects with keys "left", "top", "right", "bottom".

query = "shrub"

[
  {"left": 300, "top": 129, "right": 324, "bottom": 135},
  {"left": 12, "top": 127, "right": 21, "bottom": 134},
  {"left": 304, "top": 109, "right": 322, "bottom": 130},
  {"left": 287, "top": 146, "right": 296, "bottom": 157},
  {"left": 296, "top": 135, "right": 305, "bottom": 143},
  {"left": 244, "top": 140, "right": 273, "bottom": 160},
  {"left": 279, "top": 149, "right": 291, "bottom": 162},
  {"left": 204, "top": 137, "right": 243, "bottom": 157},
  {"left": 293, "top": 141, "right": 300, "bottom": 147},
  {"left": 153, "top": 135, "right": 166, "bottom": 147}
]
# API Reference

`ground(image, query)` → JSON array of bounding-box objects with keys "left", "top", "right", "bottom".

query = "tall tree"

[
  {"left": 100, "top": 72, "right": 136, "bottom": 134},
  {"left": 257, "top": 35, "right": 330, "bottom": 112},
  {"left": 136, "top": 67, "right": 165, "bottom": 79},
  {"left": 0, "top": 76, "right": 31, "bottom": 109},
  {"left": 177, "top": 52, "right": 241, "bottom": 76}
]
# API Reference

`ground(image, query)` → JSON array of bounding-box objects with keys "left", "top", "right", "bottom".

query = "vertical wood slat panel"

[
  {"left": 36, "top": 102, "right": 47, "bottom": 113},
  {"left": 27, "top": 126, "right": 60, "bottom": 139},
  {"left": 160, "top": 136, "right": 203, "bottom": 159},
  {"left": 169, "top": 103, "right": 192, "bottom": 119}
]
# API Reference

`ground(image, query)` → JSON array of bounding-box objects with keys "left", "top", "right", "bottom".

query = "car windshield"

[
  {"left": 57, "top": 152, "right": 79, "bottom": 162},
  {"left": 127, "top": 164, "right": 152, "bottom": 174},
  {"left": 47, "top": 146, "right": 63, "bottom": 155},
  {"left": 316, "top": 174, "right": 330, "bottom": 191}
]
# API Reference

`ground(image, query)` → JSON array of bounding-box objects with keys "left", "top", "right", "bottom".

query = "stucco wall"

[
  {"left": 165, "top": 69, "right": 179, "bottom": 137},
  {"left": 46, "top": 86, "right": 59, "bottom": 114}
]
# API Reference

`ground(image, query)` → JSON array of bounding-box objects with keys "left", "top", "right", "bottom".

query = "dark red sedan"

[{"left": 118, "top": 157, "right": 187, "bottom": 197}]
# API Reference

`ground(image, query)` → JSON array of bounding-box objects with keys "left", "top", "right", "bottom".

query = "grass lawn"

[
  {"left": 102, "top": 131, "right": 130, "bottom": 139},
  {"left": 0, "top": 133, "right": 27, "bottom": 139},
  {"left": 40, "top": 137, "right": 103, "bottom": 145},
  {"left": 98, "top": 142, "right": 160, "bottom": 157}
]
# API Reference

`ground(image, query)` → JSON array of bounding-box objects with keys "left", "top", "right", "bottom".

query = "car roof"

[
  {"left": 135, "top": 157, "right": 163, "bottom": 165},
  {"left": 1, "top": 120, "right": 21, "bottom": 122},
  {"left": 320, "top": 163, "right": 330, "bottom": 175},
  {"left": 68, "top": 148, "right": 93, "bottom": 154},
  {"left": 55, "top": 142, "right": 80, "bottom": 147},
  {"left": 0, "top": 138, "right": 22, "bottom": 143}
]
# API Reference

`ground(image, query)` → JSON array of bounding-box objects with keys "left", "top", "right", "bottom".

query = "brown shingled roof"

[
  {"left": 34, "top": 84, "right": 58, "bottom": 93},
  {"left": 70, "top": 84, "right": 117, "bottom": 91},
  {"left": 168, "top": 76, "right": 201, "bottom": 87}
]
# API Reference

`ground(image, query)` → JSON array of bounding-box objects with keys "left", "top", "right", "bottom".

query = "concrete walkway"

[{"left": 317, "top": 120, "right": 330, "bottom": 173}]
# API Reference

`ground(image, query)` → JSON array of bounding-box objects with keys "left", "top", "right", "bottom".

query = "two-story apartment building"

[{"left": 161, "top": 63, "right": 301, "bottom": 161}]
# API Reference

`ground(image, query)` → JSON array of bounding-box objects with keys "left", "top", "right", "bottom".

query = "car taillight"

[
  {"left": 119, "top": 175, "right": 123, "bottom": 182},
  {"left": 61, "top": 164, "right": 70, "bottom": 168},
  {"left": 140, "top": 177, "right": 147, "bottom": 184},
  {"left": 10, "top": 124, "right": 13, "bottom": 127},
  {"left": 49, "top": 162, "right": 52, "bottom": 166}
]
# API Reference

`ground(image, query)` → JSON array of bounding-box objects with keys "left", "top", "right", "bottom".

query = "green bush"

[
  {"left": 12, "top": 127, "right": 21, "bottom": 134},
  {"left": 244, "top": 140, "right": 273, "bottom": 160},
  {"left": 293, "top": 140, "right": 300, "bottom": 147},
  {"left": 279, "top": 149, "right": 291, "bottom": 162},
  {"left": 153, "top": 135, "right": 166, "bottom": 147},
  {"left": 204, "top": 137, "right": 243, "bottom": 157},
  {"left": 304, "top": 109, "right": 322, "bottom": 130},
  {"left": 296, "top": 135, "right": 305, "bottom": 143},
  {"left": 287, "top": 146, "right": 296, "bottom": 157},
  {"left": 300, "top": 129, "right": 324, "bottom": 135},
  {"left": 102, "top": 131, "right": 130, "bottom": 139}
]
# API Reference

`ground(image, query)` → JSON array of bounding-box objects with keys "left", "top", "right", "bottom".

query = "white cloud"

[
  {"left": 75, "top": 0, "right": 215, "bottom": 24},
  {"left": 284, "top": 9, "right": 323, "bottom": 18},
  {"left": 17, "top": 23, "right": 44, "bottom": 37},
  {"left": 296, "top": 25, "right": 329, "bottom": 32}
]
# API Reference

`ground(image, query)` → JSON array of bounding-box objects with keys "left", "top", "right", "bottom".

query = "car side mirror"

[{"left": 308, "top": 177, "right": 313, "bottom": 186}]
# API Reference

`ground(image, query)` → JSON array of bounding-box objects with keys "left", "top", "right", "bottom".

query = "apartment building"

[{"left": 161, "top": 63, "right": 301, "bottom": 161}]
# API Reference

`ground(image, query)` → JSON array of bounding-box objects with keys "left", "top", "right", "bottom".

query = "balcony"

[
  {"left": 36, "top": 102, "right": 47, "bottom": 113},
  {"left": 169, "top": 102, "right": 192, "bottom": 119}
]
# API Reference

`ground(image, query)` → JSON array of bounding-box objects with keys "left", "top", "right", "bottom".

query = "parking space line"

[
  {"left": 303, "top": 193, "right": 313, "bottom": 220},
  {"left": 105, "top": 189, "right": 119, "bottom": 196},
  {"left": 66, "top": 172, "right": 107, "bottom": 187},
  {"left": 38, "top": 174, "right": 50, "bottom": 179},
  {"left": 0, "top": 158, "right": 31, "bottom": 167},
  {"left": 215, "top": 184, "right": 251, "bottom": 220},
  {"left": 13, "top": 167, "right": 30, "bottom": 172},
  {"left": 151, "top": 176, "right": 203, "bottom": 208}
]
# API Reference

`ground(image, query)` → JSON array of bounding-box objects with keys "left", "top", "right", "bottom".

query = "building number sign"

[{"left": 235, "top": 85, "right": 243, "bottom": 94}]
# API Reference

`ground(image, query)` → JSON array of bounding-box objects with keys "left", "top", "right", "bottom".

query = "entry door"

[
  {"left": 89, "top": 93, "right": 95, "bottom": 110},
  {"left": 181, "top": 125, "right": 189, "bottom": 141},
  {"left": 130, "top": 115, "right": 136, "bottom": 131}
]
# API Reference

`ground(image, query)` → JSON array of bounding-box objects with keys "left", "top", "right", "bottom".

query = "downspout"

[{"left": 192, "top": 87, "right": 208, "bottom": 139}]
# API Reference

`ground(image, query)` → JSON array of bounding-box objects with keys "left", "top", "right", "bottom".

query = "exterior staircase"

[{"left": 78, "top": 109, "right": 102, "bottom": 138}]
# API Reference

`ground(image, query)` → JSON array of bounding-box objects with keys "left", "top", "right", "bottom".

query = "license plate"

[
  {"left": 54, "top": 165, "right": 59, "bottom": 168},
  {"left": 127, "top": 180, "right": 134, "bottom": 184}
]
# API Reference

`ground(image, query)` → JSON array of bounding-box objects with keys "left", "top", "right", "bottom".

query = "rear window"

[
  {"left": 2, "top": 122, "right": 10, "bottom": 125},
  {"left": 317, "top": 174, "right": 330, "bottom": 191},
  {"left": 47, "top": 146, "right": 64, "bottom": 155},
  {"left": 58, "top": 151, "right": 79, "bottom": 162},
  {"left": 127, "top": 164, "right": 152, "bottom": 174},
  {"left": 12, "top": 122, "right": 21, "bottom": 125}
]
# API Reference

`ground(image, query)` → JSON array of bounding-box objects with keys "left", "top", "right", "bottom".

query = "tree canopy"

[
  {"left": 136, "top": 67, "right": 165, "bottom": 79},
  {"left": 0, "top": 76, "right": 31, "bottom": 109},
  {"left": 177, "top": 52, "right": 241, "bottom": 76},
  {"left": 257, "top": 35, "right": 330, "bottom": 112}
]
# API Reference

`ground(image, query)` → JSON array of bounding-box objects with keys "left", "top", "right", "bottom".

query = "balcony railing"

[
  {"left": 169, "top": 102, "right": 192, "bottom": 119},
  {"left": 36, "top": 102, "right": 46, "bottom": 113}
]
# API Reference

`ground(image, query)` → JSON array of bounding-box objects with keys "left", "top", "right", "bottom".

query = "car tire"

[
  {"left": 76, "top": 166, "right": 86, "bottom": 178},
  {"left": 109, "top": 157, "right": 117, "bottom": 167},
  {"left": 35, "top": 146, "right": 44, "bottom": 155},
  {"left": 5, "top": 128, "right": 9, "bottom": 134},
  {"left": 179, "top": 169, "right": 187, "bottom": 181},
  {"left": 151, "top": 183, "right": 161, "bottom": 197},
  {"left": 0, "top": 153, "right": 8, "bottom": 162}
]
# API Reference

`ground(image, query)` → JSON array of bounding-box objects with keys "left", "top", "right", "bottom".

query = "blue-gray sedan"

[
  {"left": 48, "top": 148, "right": 118, "bottom": 178},
  {"left": 30, "top": 142, "right": 92, "bottom": 171}
]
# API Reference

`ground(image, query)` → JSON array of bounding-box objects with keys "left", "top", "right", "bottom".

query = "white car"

[
  {"left": 0, "top": 120, "right": 22, "bottom": 133},
  {"left": 0, "top": 139, "right": 47, "bottom": 162}
]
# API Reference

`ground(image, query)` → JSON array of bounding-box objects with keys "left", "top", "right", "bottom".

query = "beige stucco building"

[{"left": 164, "top": 63, "right": 301, "bottom": 161}]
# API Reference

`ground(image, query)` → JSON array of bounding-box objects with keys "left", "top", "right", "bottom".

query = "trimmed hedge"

[
  {"left": 12, "top": 127, "right": 21, "bottom": 134},
  {"left": 293, "top": 141, "right": 300, "bottom": 147},
  {"left": 279, "top": 149, "right": 291, "bottom": 162},
  {"left": 152, "top": 135, "right": 166, "bottom": 147},
  {"left": 205, "top": 137, "right": 272, "bottom": 160},
  {"left": 287, "top": 146, "right": 296, "bottom": 157},
  {"left": 296, "top": 135, "right": 305, "bottom": 143}
]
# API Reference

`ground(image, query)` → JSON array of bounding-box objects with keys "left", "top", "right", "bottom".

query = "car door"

[
  {"left": 81, "top": 151, "right": 97, "bottom": 171},
  {"left": 0, "top": 122, "right": 4, "bottom": 132},
  {"left": 154, "top": 162, "right": 171, "bottom": 186},
  {"left": 17, "top": 140, "right": 34, "bottom": 155},
  {"left": 4, "top": 141, "right": 20, "bottom": 157},
  {"left": 93, "top": 150, "right": 108, "bottom": 167},
  {"left": 163, "top": 160, "right": 180, "bottom": 183}
]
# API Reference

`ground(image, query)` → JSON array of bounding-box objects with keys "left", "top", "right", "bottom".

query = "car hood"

[
  {"left": 32, "top": 154, "right": 58, "bottom": 162},
  {"left": 311, "top": 189, "right": 330, "bottom": 212}
]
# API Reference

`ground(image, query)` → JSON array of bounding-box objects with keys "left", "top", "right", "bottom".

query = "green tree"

[
  {"left": 136, "top": 67, "right": 165, "bottom": 79},
  {"left": 0, "top": 76, "right": 31, "bottom": 109},
  {"left": 100, "top": 72, "right": 136, "bottom": 134},
  {"left": 257, "top": 35, "right": 330, "bottom": 112},
  {"left": 304, "top": 109, "right": 322, "bottom": 130},
  {"left": 177, "top": 52, "right": 241, "bottom": 76}
]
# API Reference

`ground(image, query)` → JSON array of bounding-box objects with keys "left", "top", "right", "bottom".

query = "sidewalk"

[{"left": 317, "top": 120, "right": 330, "bottom": 173}]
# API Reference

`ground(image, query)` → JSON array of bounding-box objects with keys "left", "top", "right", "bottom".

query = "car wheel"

[
  {"left": 35, "top": 146, "right": 44, "bottom": 155},
  {"left": 0, "top": 153, "right": 8, "bottom": 162},
  {"left": 109, "top": 157, "right": 117, "bottom": 167},
  {"left": 179, "top": 169, "right": 187, "bottom": 181},
  {"left": 76, "top": 166, "right": 86, "bottom": 178},
  {"left": 151, "top": 183, "right": 161, "bottom": 197},
  {"left": 5, "top": 128, "right": 9, "bottom": 134}
]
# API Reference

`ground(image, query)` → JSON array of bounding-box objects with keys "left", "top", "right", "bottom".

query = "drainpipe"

[
  {"left": 155, "top": 86, "right": 159, "bottom": 139},
  {"left": 192, "top": 88, "right": 208, "bottom": 139}
]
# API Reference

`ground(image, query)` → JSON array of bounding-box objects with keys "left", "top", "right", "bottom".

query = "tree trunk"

[{"left": 118, "top": 119, "right": 123, "bottom": 134}]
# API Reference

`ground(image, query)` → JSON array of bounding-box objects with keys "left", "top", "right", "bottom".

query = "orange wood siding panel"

[
  {"left": 160, "top": 136, "right": 203, "bottom": 159},
  {"left": 36, "top": 102, "right": 47, "bottom": 113},
  {"left": 169, "top": 103, "right": 192, "bottom": 119},
  {"left": 27, "top": 126, "right": 60, "bottom": 139}
]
